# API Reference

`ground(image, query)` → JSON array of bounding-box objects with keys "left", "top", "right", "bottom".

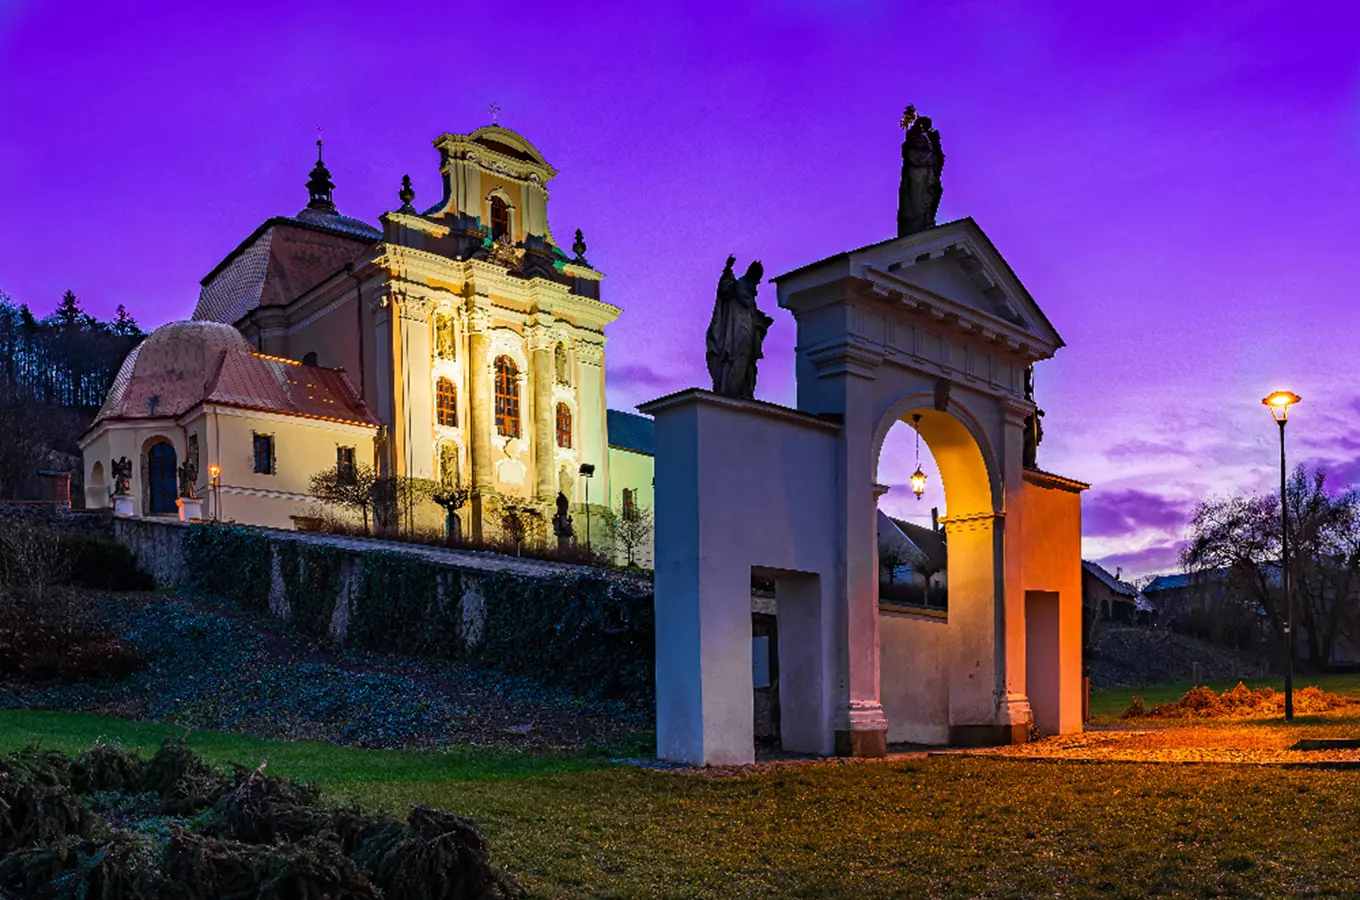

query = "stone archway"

[{"left": 643, "top": 217, "right": 1085, "bottom": 765}]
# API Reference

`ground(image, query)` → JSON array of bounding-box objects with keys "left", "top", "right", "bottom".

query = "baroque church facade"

[{"left": 83, "top": 124, "right": 654, "bottom": 550}]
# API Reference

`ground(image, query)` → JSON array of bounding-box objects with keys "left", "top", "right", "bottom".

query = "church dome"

[{"left": 94, "top": 320, "right": 252, "bottom": 424}]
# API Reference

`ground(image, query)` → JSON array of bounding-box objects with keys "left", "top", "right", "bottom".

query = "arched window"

[
  {"left": 490, "top": 195, "right": 510, "bottom": 241},
  {"left": 556, "top": 402, "right": 572, "bottom": 449},
  {"left": 554, "top": 343, "right": 570, "bottom": 384},
  {"left": 436, "top": 377, "right": 457, "bottom": 427},
  {"left": 494, "top": 356, "right": 520, "bottom": 437},
  {"left": 302, "top": 351, "right": 318, "bottom": 366}
]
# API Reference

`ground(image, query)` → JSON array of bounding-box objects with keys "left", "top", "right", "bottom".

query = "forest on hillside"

[{"left": 0, "top": 290, "right": 143, "bottom": 500}]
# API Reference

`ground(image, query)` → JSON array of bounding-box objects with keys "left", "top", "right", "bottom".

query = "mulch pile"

[
  {"left": 0, "top": 737, "right": 521, "bottom": 899},
  {"left": 1123, "top": 682, "right": 1359, "bottom": 719}
]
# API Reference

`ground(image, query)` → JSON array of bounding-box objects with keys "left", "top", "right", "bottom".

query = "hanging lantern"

[
  {"left": 910, "top": 413, "right": 927, "bottom": 500},
  {"left": 910, "top": 465, "right": 927, "bottom": 498}
]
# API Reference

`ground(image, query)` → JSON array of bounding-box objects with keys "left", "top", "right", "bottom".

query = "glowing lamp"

[
  {"left": 1262, "top": 390, "right": 1301, "bottom": 423},
  {"left": 910, "top": 466, "right": 928, "bottom": 498},
  {"left": 208, "top": 464, "right": 221, "bottom": 484}
]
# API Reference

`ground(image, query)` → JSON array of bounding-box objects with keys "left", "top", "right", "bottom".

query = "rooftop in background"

[
  {"left": 890, "top": 516, "right": 948, "bottom": 572},
  {"left": 607, "top": 409, "right": 654, "bottom": 456},
  {"left": 1082, "top": 560, "right": 1140, "bottom": 598},
  {"left": 90, "top": 320, "right": 379, "bottom": 431}
]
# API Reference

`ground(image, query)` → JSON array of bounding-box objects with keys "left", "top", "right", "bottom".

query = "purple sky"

[{"left": 3, "top": 1, "right": 1358, "bottom": 577}]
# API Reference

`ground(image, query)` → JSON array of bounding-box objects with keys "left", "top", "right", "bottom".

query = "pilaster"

[
  {"left": 466, "top": 310, "right": 493, "bottom": 541},
  {"left": 527, "top": 322, "right": 556, "bottom": 500}
]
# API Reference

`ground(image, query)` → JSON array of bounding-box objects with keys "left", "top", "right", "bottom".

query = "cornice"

[
  {"left": 803, "top": 336, "right": 885, "bottom": 379},
  {"left": 938, "top": 510, "right": 1005, "bottom": 533}
]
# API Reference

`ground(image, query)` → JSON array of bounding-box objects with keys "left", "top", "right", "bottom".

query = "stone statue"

[
  {"left": 1023, "top": 409, "right": 1045, "bottom": 469},
  {"left": 1024, "top": 365, "right": 1035, "bottom": 402},
  {"left": 705, "top": 255, "right": 773, "bottom": 399},
  {"left": 897, "top": 105, "right": 945, "bottom": 237},
  {"left": 552, "top": 491, "right": 574, "bottom": 550},
  {"left": 177, "top": 460, "right": 198, "bottom": 499},
  {"left": 111, "top": 456, "right": 132, "bottom": 496}
]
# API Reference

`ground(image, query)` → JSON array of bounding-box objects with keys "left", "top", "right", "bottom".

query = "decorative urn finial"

[
  {"left": 572, "top": 228, "right": 588, "bottom": 263},
  {"left": 306, "top": 139, "right": 337, "bottom": 212},
  {"left": 398, "top": 174, "right": 416, "bottom": 212}
]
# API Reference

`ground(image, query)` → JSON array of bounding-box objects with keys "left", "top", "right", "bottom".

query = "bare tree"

[
  {"left": 309, "top": 463, "right": 378, "bottom": 534},
  {"left": 603, "top": 502, "right": 654, "bottom": 568}
]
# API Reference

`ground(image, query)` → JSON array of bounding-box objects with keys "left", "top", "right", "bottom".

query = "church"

[{"left": 80, "top": 124, "right": 656, "bottom": 554}]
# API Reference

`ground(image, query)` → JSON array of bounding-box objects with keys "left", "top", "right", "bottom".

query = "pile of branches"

[
  {"left": 1122, "top": 682, "right": 1359, "bottom": 719},
  {"left": 0, "top": 737, "right": 521, "bottom": 898}
]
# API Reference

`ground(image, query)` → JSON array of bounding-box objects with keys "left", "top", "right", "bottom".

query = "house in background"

[
  {"left": 1082, "top": 560, "right": 1152, "bottom": 626},
  {"left": 877, "top": 510, "right": 948, "bottom": 608}
]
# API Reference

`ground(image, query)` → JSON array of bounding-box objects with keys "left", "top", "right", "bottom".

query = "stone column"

[
  {"left": 804, "top": 337, "right": 890, "bottom": 757},
  {"left": 528, "top": 324, "right": 555, "bottom": 500},
  {"left": 466, "top": 311, "right": 492, "bottom": 541},
  {"left": 999, "top": 399, "right": 1035, "bottom": 731},
  {"left": 832, "top": 368, "right": 890, "bottom": 757}
]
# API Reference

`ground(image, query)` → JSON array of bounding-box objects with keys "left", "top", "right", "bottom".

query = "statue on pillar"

[
  {"left": 705, "top": 255, "right": 773, "bottom": 400},
  {"left": 177, "top": 460, "right": 198, "bottom": 499},
  {"left": 111, "top": 457, "right": 132, "bottom": 496},
  {"left": 897, "top": 105, "right": 945, "bottom": 237},
  {"left": 552, "top": 491, "right": 574, "bottom": 551},
  {"left": 1023, "top": 409, "right": 1045, "bottom": 469}
]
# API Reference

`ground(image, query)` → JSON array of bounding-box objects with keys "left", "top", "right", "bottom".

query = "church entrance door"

[{"left": 147, "top": 442, "right": 177, "bottom": 515}]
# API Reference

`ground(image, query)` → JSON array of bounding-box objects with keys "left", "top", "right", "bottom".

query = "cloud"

[
  {"left": 1103, "top": 438, "right": 1191, "bottom": 459},
  {"left": 1083, "top": 488, "right": 1193, "bottom": 538},
  {"left": 1093, "top": 540, "right": 1188, "bottom": 580},
  {"left": 608, "top": 362, "right": 676, "bottom": 392}
]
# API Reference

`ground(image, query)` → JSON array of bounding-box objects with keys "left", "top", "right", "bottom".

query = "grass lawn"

[
  {"left": 1088, "top": 672, "right": 1360, "bottom": 722},
  {"left": 7, "top": 710, "right": 1360, "bottom": 898}
]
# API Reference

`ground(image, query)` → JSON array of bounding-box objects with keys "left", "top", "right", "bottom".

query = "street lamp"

[
  {"left": 578, "top": 463, "right": 595, "bottom": 551},
  {"left": 207, "top": 464, "right": 221, "bottom": 521},
  {"left": 1263, "top": 390, "right": 1301, "bottom": 720}
]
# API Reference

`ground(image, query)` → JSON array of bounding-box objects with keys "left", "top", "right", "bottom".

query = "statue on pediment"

[
  {"left": 706, "top": 255, "right": 773, "bottom": 400},
  {"left": 897, "top": 105, "right": 945, "bottom": 237}
]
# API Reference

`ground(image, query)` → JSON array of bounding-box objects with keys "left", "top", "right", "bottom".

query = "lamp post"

[
  {"left": 578, "top": 462, "right": 595, "bottom": 551},
  {"left": 1263, "top": 390, "right": 1301, "bottom": 721},
  {"left": 208, "top": 464, "right": 221, "bottom": 522}
]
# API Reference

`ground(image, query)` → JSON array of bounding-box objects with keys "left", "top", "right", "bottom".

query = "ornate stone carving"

[
  {"left": 705, "top": 255, "right": 773, "bottom": 399},
  {"left": 177, "top": 459, "right": 198, "bottom": 499}
]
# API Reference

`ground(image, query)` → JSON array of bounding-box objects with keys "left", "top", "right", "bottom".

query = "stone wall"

[{"left": 109, "top": 518, "right": 653, "bottom": 692}]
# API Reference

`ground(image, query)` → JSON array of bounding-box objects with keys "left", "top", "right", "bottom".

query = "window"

[
  {"left": 622, "top": 488, "right": 637, "bottom": 521},
  {"left": 336, "top": 446, "right": 355, "bottom": 484},
  {"left": 556, "top": 402, "right": 572, "bottom": 449},
  {"left": 490, "top": 195, "right": 509, "bottom": 241},
  {"left": 302, "top": 351, "right": 318, "bottom": 366},
  {"left": 494, "top": 356, "right": 520, "bottom": 437},
  {"left": 436, "top": 377, "right": 457, "bottom": 427},
  {"left": 147, "top": 441, "right": 177, "bottom": 515},
  {"left": 253, "top": 433, "right": 275, "bottom": 475}
]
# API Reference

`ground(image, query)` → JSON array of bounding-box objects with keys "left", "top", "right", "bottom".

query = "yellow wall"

[
  {"left": 1020, "top": 477, "right": 1085, "bottom": 735},
  {"left": 81, "top": 406, "right": 377, "bottom": 530},
  {"left": 606, "top": 445, "right": 655, "bottom": 567}
]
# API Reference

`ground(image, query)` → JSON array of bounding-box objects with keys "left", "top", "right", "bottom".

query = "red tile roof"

[{"left": 205, "top": 351, "right": 381, "bottom": 426}]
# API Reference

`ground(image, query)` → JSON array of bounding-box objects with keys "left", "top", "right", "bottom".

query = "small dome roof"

[{"left": 95, "top": 321, "right": 252, "bottom": 423}]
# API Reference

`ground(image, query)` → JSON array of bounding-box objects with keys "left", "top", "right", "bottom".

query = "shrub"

[
  {"left": 62, "top": 530, "right": 155, "bottom": 591},
  {"left": 479, "top": 570, "right": 654, "bottom": 702},
  {"left": 0, "top": 741, "right": 521, "bottom": 899}
]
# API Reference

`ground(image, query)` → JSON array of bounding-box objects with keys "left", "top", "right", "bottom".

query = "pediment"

[{"left": 775, "top": 218, "right": 1064, "bottom": 360}]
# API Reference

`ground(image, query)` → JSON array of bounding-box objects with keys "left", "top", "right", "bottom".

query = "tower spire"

[{"left": 306, "top": 138, "right": 336, "bottom": 212}]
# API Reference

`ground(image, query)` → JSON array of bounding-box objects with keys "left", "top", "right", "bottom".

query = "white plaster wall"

[
  {"left": 646, "top": 390, "right": 841, "bottom": 765},
  {"left": 879, "top": 611, "right": 951, "bottom": 745}
]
